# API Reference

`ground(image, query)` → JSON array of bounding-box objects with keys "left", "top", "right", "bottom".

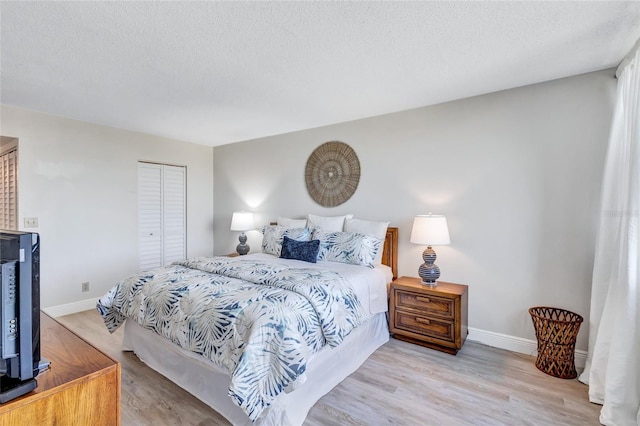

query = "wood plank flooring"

[{"left": 56, "top": 310, "right": 601, "bottom": 425}]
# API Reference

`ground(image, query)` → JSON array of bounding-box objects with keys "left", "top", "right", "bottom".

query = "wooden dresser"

[
  {"left": 0, "top": 312, "right": 120, "bottom": 425},
  {"left": 389, "top": 276, "right": 468, "bottom": 354}
]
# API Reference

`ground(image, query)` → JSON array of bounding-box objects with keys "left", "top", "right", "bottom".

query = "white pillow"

[
  {"left": 344, "top": 218, "right": 390, "bottom": 264},
  {"left": 307, "top": 214, "right": 354, "bottom": 232},
  {"left": 277, "top": 217, "right": 307, "bottom": 228}
]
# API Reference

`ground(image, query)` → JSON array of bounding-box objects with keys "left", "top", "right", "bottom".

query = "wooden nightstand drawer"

[
  {"left": 389, "top": 277, "right": 468, "bottom": 355},
  {"left": 393, "top": 311, "right": 455, "bottom": 344},
  {"left": 394, "top": 289, "right": 455, "bottom": 320}
]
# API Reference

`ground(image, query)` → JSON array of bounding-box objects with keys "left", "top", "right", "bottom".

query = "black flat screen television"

[{"left": 0, "top": 230, "right": 41, "bottom": 403}]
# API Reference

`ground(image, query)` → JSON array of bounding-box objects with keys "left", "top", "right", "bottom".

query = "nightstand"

[{"left": 389, "top": 276, "right": 468, "bottom": 354}]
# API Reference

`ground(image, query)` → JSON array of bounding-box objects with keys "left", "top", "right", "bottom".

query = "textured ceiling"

[{"left": 1, "top": 1, "right": 640, "bottom": 147}]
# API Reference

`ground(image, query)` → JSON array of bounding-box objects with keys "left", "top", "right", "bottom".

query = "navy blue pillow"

[{"left": 280, "top": 236, "right": 320, "bottom": 263}]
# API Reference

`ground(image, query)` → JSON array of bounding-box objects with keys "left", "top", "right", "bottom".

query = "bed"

[{"left": 97, "top": 224, "right": 398, "bottom": 426}]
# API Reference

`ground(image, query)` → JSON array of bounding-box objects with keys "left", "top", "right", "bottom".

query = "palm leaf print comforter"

[{"left": 96, "top": 256, "right": 367, "bottom": 421}]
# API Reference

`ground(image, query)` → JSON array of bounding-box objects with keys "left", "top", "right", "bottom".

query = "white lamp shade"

[
  {"left": 410, "top": 214, "right": 450, "bottom": 245},
  {"left": 230, "top": 211, "right": 255, "bottom": 231}
]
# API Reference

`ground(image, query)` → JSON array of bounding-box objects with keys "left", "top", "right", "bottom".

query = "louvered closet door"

[
  {"left": 0, "top": 149, "right": 18, "bottom": 230},
  {"left": 138, "top": 162, "right": 186, "bottom": 271},
  {"left": 162, "top": 165, "right": 186, "bottom": 265},
  {"left": 138, "top": 163, "right": 163, "bottom": 270}
]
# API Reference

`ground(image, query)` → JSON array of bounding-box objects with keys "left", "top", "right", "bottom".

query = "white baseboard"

[
  {"left": 468, "top": 327, "right": 587, "bottom": 369},
  {"left": 43, "top": 297, "right": 99, "bottom": 318}
]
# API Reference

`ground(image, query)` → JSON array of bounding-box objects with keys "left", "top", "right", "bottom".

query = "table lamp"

[
  {"left": 410, "top": 213, "right": 450, "bottom": 286},
  {"left": 230, "top": 211, "right": 255, "bottom": 255}
]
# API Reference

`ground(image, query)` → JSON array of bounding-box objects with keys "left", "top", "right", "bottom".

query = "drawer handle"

[
  {"left": 416, "top": 296, "right": 431, "bottom": 304},
  {"left": 415, "top": 317, "right": 431, "bottom": 325}
]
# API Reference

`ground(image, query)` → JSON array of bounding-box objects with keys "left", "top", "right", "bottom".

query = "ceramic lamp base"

[
  {"left": 418, "top": 246, "right": 440, "bottom": 286},
  {"left": 236, "top": 232, "right": 250, "bottom": 255}
]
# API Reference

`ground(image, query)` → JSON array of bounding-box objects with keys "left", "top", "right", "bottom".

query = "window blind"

[{"left": 0, "top": 149, "right": 17, "bottom": 230}]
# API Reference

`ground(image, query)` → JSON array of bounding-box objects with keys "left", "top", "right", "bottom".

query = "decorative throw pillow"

[
  {"left": 344, "top": 218, "right": 390, "bottom": 264},
  {"left": 314, "top": 229, "right": 383, "bottom": 268},
  {"left": 306, "top": 213, "right": 354, "bottom": 232},
  {"left": 280, "top": 236, "right": 320, "bottom": 263},
  {"left": 277, "top": 217, "right": 308, "bottom": 228},
  {"left": 261, "top": 225, "right": 312, "bottom": 256}
]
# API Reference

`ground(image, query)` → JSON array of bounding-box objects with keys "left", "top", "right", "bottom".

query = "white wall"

[
  {"left": 214, "top": 70, "right": 616, "bottom": 352},
  {"left": 0, "top": 105, "right": 214, "bottom": 311}
]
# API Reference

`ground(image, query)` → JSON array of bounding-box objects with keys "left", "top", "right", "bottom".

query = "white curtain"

[{"left": 579, "top": 39, "right": 640, "bottom": 426}]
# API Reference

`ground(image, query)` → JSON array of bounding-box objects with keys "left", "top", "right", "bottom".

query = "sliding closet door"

[{"left": 138, "top": 162, "right": 186, "bottom": 271}]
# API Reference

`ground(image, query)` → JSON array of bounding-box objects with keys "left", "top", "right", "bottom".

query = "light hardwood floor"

[{"left": 56, "top": 310, "right": 601, "bottom": 425}]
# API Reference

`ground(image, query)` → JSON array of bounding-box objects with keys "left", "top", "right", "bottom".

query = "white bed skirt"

[{"left": 123, "top": 312, "right": 389, "bottom": 426}]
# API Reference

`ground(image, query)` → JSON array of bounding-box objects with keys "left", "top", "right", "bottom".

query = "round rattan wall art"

[{"left": 305, "top": 141, "right": 360, "bottom": 207}]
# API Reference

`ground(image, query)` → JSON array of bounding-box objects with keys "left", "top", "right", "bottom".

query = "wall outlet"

[
  {"left": 81, "top": 282, "right": 90, "bottom": 293},
  {"left": 24, "top": 217, "right": 38, "bottom": 228}
]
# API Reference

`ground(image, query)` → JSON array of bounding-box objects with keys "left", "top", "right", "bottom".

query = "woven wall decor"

[{"left": 305, "top": 141, "right": 360, "bottom": 207}]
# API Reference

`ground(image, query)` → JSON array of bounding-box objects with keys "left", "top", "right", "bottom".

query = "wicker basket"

[{"left": 529, "top": 307, "right": 583, "bottom": 379}]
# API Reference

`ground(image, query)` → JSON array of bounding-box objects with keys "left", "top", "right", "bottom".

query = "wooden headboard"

[{"left": 382, "top": 227, "right": 398, "bottom": 281}]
